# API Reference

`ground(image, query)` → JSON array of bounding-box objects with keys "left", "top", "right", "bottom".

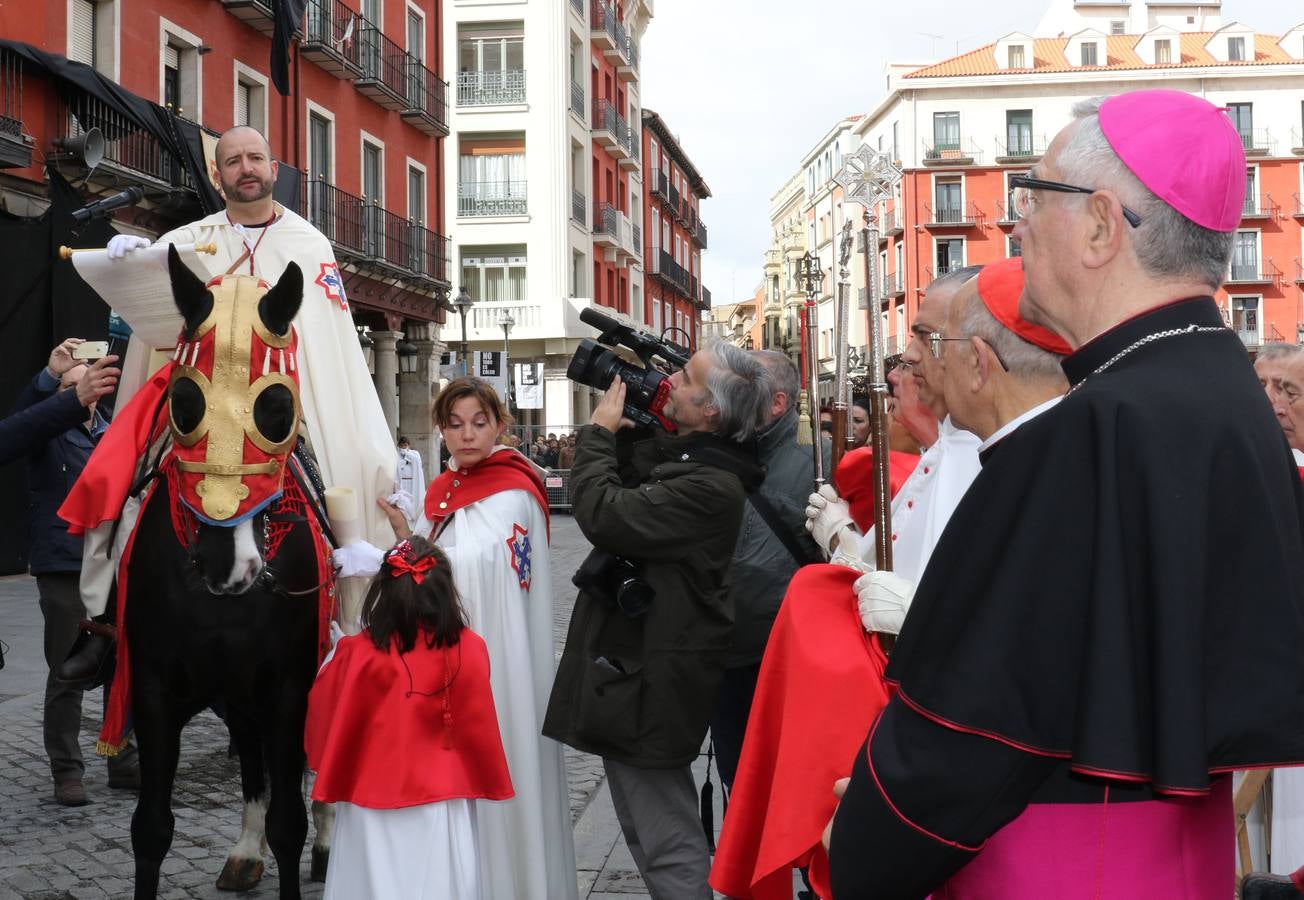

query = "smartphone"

[{"left": 72, "top": 341, "right": 109, "bottom": 360}]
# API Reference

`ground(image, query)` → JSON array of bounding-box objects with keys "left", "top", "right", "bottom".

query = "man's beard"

[{"left": 220, "top": 174, "right": 274, "bottom": 204}]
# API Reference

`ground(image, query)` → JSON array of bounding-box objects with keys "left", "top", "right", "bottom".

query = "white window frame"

[
  {"left": 1245, "top": 163, "right": 1259, "bottom": 216},
  {"left": 1228, "top": 35, "right": 1246, "bottom": 62},
  {"left": 67, "top": 0, "right": 120, "bottom": 81},
  {"left": 159, "top": 17, "right": 203, "bottom": 123},
  {"left": 933, "top": 236, "right": 967, "bottom": 275},
  {"left": 931, "top": 171, "right": 966, "bottom": 218},
  {"left": 406, "top": 156, "right": 428, "bottom": 224},
  {"left": 1080, "top": 40, "right": 1099, "bottom": 66},
  {"left": 404, "top": 1, "right": 426, "bottom": 61},
  {"left": 359, "top": 130, "right": 385, "bottom": 206},
  {"left": 233, "top": 61, "right": 269, "bottom": 133},
  {"left": 1228, "top": 294, "right": 1262, "bottom": 342},
  {"left": 305, "top": 99, "right": 337, "bottom": 184}
]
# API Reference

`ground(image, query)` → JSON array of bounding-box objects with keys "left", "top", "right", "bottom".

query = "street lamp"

[
  {"left": 451, "top": 285, "right": 475, "bottom": 375},
  {"left": 498, "top": 309, "right": 515, "bottom": 415},
  {"left": 396, "top": 338, "right": 418, "bottom": 374}
]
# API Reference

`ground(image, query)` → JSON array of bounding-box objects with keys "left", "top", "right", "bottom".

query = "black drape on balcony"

[{"left": 0, "top": 39, "right": 222, "bottom": 214}]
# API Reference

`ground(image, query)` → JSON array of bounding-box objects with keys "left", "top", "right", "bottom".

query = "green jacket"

[{"left": 543, "top": 423, "right": 765, "bottom": 768}]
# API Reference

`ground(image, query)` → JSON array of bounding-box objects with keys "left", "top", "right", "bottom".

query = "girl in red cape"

[{"left": 305, "top": 536, "right": 513, "bottom": 900}]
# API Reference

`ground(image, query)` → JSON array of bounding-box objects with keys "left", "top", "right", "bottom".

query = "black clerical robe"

[{"left": 829, "top": 296, "right": 1304, "bottom": 899}]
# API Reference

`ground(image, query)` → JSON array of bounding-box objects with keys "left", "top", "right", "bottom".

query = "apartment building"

[{"left": 440, "top": 0, "right": 652, "bottom": 432}]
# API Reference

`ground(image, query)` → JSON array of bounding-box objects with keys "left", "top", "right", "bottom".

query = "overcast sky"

[{"left": 638, "top": 0, "right": 1301, "bottom": 305}]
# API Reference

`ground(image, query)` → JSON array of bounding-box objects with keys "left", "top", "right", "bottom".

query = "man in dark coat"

[
  {"left": 7, "top": 339, "right": 130, "bottom": 806},
  {"left": 544, "top": 341, "right": 770, "bottom": 900}
]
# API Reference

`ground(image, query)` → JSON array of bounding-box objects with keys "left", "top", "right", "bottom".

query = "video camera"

[{"left": 566, "top": 307, "right": 691, "bottom": 431}]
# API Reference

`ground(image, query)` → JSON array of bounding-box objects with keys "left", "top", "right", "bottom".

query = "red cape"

[
  {"left": 425, "top": 448, "right": 550, "bottom": 537},
  {"left": 710, "top": 564, "right": 892, "bottom": 900},
  {"left": 835, "top": 447, "right": 919, "bottom": 534},
  {"left": 60, "top": 365, "right": 174, "bottom": 535},
  {"left": 306, "top": 627, "right": 513, "bottom": 809}
]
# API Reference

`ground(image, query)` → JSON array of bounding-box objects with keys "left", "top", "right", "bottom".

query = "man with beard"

[{"left": 59, "top": 126, "right": 395, "bottom": 684}]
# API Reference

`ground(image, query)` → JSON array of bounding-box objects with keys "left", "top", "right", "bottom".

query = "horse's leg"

[
  {"left": 130, "top": 690, "right": 183, "bottom": 900},
  {"left": 309, "top": 799, "right": 334, "bottom": 883},
  {"left": 216, "top": 713, "right": 267, "bottom": 891},
  {"left": 264, "top": 704, "right": 309, "bottom": 900}
]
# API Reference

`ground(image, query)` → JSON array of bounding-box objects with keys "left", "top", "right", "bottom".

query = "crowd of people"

[{"left": 11, "top": 88, "right": 1304, "bottom": 900}]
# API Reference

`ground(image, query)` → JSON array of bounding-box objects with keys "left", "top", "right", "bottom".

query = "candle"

[{"left": 324, "top": 486, "right": 361, "bottom": 546}]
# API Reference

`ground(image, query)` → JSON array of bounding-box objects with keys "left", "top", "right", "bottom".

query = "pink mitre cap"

[{"left": 1097, "top": 89, "right": 1246, "bottom": 233}]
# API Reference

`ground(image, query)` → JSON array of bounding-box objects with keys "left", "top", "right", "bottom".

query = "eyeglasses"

[
  {"left": 1010, "top": 174, "right": 1142, "bottom": 228},
  {"left": 928, "top": 331, "right": 1008, "bottom": 369}
]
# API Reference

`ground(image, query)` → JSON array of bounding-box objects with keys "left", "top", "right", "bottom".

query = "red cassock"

[
  {"left": 305, "top": 627, "right": 514, "bottom": 809},
  {"left": 710, "top": 565, "right": 891, "bottom": 900}
]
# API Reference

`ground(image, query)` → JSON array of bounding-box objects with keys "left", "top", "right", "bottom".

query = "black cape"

[{"left": 886, "top": 295, "right": 1304, "bottom": 793}]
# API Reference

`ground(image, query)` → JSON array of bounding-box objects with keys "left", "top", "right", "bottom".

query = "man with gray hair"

[
  {"left": 1255, "top": 343, "right": 1304, "bottom": 472},
  {"left": 828, "top": 90, "right": 1304, "bottom": 899},
  {"left": 545, "top": 340, "right": 770, "bottom": 899}
]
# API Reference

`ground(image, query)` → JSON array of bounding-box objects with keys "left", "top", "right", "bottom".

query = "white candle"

[{"left": 324, "top": 486, "right": 360, "bottom": 546}]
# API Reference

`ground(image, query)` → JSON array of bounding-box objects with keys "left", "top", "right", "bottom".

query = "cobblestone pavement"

[{"left": 0, "top": 513, "right": 667, "bottom": 899}]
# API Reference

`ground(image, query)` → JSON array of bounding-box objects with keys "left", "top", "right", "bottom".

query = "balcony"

[
  {"left": 571, "top": 189, "right": 586, "bottom": 226},
  {"left": 1293, "top": 194, "right": 1304, "bottom": 218},
  {"left": 590, "top": 2, "right": 620, "bottom": 52},
  {"left": 693, "top": 215, "right": 709, "bottom": 250},
  {"left": 923, "top": 138, "right": 983, "bottom": 167},
  {"left": 764, "top": 249, "right": 782, "bottom": 270},
  {"left": 926, "top": 265, "right": 963, "bottom": 284},
  {"left": 1239, "top": 129, "right": 1276, "bottom": 157},
  {"left": 569, "top": 81, "right": 584, "bottom": 118},
  {"left": 649, "top": 249, "right": 692, "bottom": 299},
  {"left": 459, "top": 181, "right": 527, "bottom": 218},
  {"left": 592, "top": 99, "right": 633, "bottom": 160},
  {"left": 924, "top": 201, "right": 982, "bottom": 229},
  {"left": 220, "top": 0, "right": 277, "bottom": 36},
  {"left": 63, "top": 94, "right": 190, "bottom": 190},
  {"left": 301, "top": 0, "right": 362, "bottom": 78},
  {"left": 457, "top": 70, "right": 526, "bottom": 107},
  {"left": 996, "top": 201, "right": 1020, "bottom": 226},
  {"left": 700, "top": 285, "right": 712, "bottom": 309},
  {"left": 570, "top": 0, "right": 584, "bottom": 18},
  {"left": 355, "top": 25, "right": 408, "bottom": 110},
  {"left": 1226, "top": 259, "right": 1280, "bottom": 285},
  {"left": 875, "top": 210, "right": 898, "bottom": 243},
  {"left": 593, "top": 202, "right": 637, "bottom": 260},
  {"left": 0, "top": 47, "right": 30, "bottom": 169},
  {"left": 617, "top": 38, "right": 639, "bottom": 83},
  {"left": 305, "top": 179, "right": 450, "bottom": 287},
  {"left": 1293, "top": 127, "right": 1304, "bottom": 155},
  {"left": 1241, "top": 193, "right": 1278, "bottom": 220},
  {"left": 995, "top": 134, "right": 1047, "bottom": 164},
  {"left": 401, "top": 58, "right": 449, "bottom": 136},
  {"left": 1296, "top": 259, "right": 1304, "bottom": 284},
  {"left": 619, "top": 126, "right": 640, "bottom": 171},
  {"left": 882, "top": 274, "right": 905, "bottom": 297}
]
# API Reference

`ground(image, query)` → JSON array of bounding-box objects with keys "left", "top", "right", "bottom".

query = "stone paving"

[{"left": 0, "top": 514, "right": 728, "bottom": 899}]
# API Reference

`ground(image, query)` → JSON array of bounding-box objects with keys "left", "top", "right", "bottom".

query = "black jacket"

[{"left": 544, "top": 424, "right": 765, "bottom": 767}]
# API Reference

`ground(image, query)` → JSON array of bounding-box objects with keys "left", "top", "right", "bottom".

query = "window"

[
  {"left": 1228, "top": 36, "right": 1245, "bottom": 62},
  {"left": 408, "top": 164, "right": 425, "bottom": 224},
  {"left": 1005, "top": 170, "right": 1028, "bottom": 220},
  {"left": 651, "top": 208, "right": 660, "bottom": 253},
  {"left": 935, "top": 238, "right": 964, "bottom": 276},
  {"left": 648, "top": 139, "right": 659, "bottom": 178},
  {"left": 1007, "top": 44, "right": 1025, "bottom": 68},
  {"left": 652, "top": 296, "right": 662, "bottom": 334},
  {"left": 1244, "top": 168, "right": 1257, "bottom": 215},
  {"left": 571, "top": 250, "right": 584, "bottom": 297},
  {"left": 164, "top": 44, "right": 181, "bottom": 112},
  {"left": 1008, "top": 235, "right": 1022, "bottom": 258},
  {"left": 1231, "top": 231, "right": 1259, "bottom": 280},
  {"left": 933, "top": 176, "right": 962, "bottom": 222},
  {"left": 406, "top": 6, "right": 424, "bottom": 60},
  {"left": 362, "top": 142, "right": 383, "bottom": 205},
  {"left": 1006, "top": 109, "right": 1033, "bottom": 156},
  {"left": 459, "top": 138, "right": 526, "bottom": 216},
  {"left": 662, "top": 219, "right": 671, "bottom": 254},
  {"left": 461, "top": 247, "right": 527, "bottom": 303},
  {"left": 307, "top": 109, "right": 334, "bottom": 234},
  {"left": 160, "top": 20, "right": 202, "bottom": 121},
  {"left": 933, "top": 111, "right": 960, "bottom": 153},
  {"left": 458, "top": 25, "right": 525, "bottom": 105},
  {"left": 69, "top": 0, "right": 97, "bottom": 67},
  {"left": 892, "top": 121, "right": 899, "bottom": 160},
  {"left": 233, "top": 65, "right": 267, "bottom": 132},
  {"left": 1231, "top": 296, "right": 1259, "bottom": 342},
  {"left": 1228, "top": 103, "right": 1253, "bottom": 149},
  {"left": 1155, "top": 38, "right": 1172, "bottom": 64},
  {"left": 1110, "top": 20, "right": 1125, "bottom": 35},
  {"left": 1080, "top": 42, "right": 1098, "bottom": 66}
]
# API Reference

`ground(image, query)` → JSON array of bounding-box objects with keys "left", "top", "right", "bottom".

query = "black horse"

[{"left": 123, "top": 248, "right": 329, "bottom": 900}]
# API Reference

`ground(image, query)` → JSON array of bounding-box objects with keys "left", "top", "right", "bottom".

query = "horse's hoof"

[
  {"left": 310, "top": 846, "right": 329, "bottom": 882},
  {"left": 216, "top": 856, "right": 264, "bottom": 891}
]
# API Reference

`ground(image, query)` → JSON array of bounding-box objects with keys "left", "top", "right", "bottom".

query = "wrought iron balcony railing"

[
  {"left": 569, "top": 81, "right": 584, "bottom": 118},
  {"left": 356, "top": 24, "right": 409, "bottom": 110},
  {"left": 652, "top": 170, "right": 670, "bottom": 204},
  {"left": 593, "top": 201, "right": 619, "bottom": 240},
  {"left": 457, "top": 69, "right": 526, "bottom": 106},
  {"left": 649, "top": 249, "right": 692, "bottom": 298},
  {"left": 996, "top": 201, "right": 1020, "bottom": 224},
  {"left": 926, "top": 264, "right": 961, "bottom": 283},
  {"left": 1239, "top": 129, "right": 1276, "bottom": 155},
  {"left": 922, "top": 138, "right": 984, "bottom": 166},
  {"left": 570, "top": 0, "right": 583, "bottom": 16},
  {"left": 301, "top": 0, "right": 362, "bottom": 76},
  {"left": 305, "top": 179, "right": 449, "bottom": 285},
  {"left": 571, "top": 189, "right": 586, "bottom": 226},
  {"left": 592, "top": 98, "right": 633, "bottom": 158},
  {"left": 1226, "top": 259, "right": 1280, "bottom": 284},
  {"left": 924, "top": 201, "right": 982, "bottom": 227},
  {"left": 1295, "top": 259, "right": 1304, "bottom": 284},
  {"left": 64, "top": 93, "right": 188, "bottom": 188},
  {"left": 1293, "top": 194, "right": 1304, "bottom": 218},
  {"left": 402, "top": 57, "right": 449, "bottom": 135},
  {"left": 1242, "top": 193, "right": 1278, "bottom": 219},
  {"left": 459, "top": 180, "right": 527, "bottom": 217},
  {"left": 700, "top": 284, "right": 711, "bottom": 308},
  {"left": 882, "top": 274, "right": 904, "bottom": 296},
  {"left": 0, "top": 46, "right": 29, "bottom": 168},
  {"left": 995, "top": 134, "right": 1047, "bottom": 160}
]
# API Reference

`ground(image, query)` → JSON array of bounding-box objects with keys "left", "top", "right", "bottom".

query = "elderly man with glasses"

[{"left": 827, "top": 90, "right": 1304, "bottom": 900}]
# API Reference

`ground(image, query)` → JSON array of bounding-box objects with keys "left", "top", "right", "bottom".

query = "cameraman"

[{"left": 544, "top": 341, "right": 770, "bottom": 899}]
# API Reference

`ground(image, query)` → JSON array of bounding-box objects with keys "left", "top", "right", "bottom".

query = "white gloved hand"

[
  {"left": 332, "top": 541, "right": 386, "bottom": 579},
  {"left": 853, "top": 570, "right": 916, "bottom": 636},
  {"left": 328, "top": 620, "right": 346, "bottom": 648},
  {"left": 106, "top": 234, "right": 152, "bottom": 260},
  {"left": 386, "top": 490, "right": 416, "bottom": 525},
  {"left": 805, "top": 484, "right": 859, "bottom": 557}
]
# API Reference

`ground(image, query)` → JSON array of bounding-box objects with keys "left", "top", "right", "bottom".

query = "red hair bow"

[{"left": 386, "top": 541, "right": 437, "bottom": 584}]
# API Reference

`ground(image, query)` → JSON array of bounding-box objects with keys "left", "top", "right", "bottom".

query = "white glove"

[
  {"left": 332, "top": 541, "right": 385, "bottom": 579},
  {"left": 805, "top": 484, "right": 859, "bottom": 557},
  {"left": 106, "top": 234, "right": 152, "bottom": 260},
  {"left": 853, "top": 570, "right": 916, "bottom": 636},
  {"left": 386, "top": 490, "right": 416, "bottom": 525},
  {"left": 328, "top": 620, "right": 346, "bottom": 648}
]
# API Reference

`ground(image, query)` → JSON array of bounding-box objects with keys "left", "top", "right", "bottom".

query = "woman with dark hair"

[
  {"left": 306, "top": 537, "right": 513, "bottom": 899},
  {"left": 334, "top": 377, "right": 578, "bottom": 900}
]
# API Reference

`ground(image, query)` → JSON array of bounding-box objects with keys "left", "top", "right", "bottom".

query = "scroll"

[{"left": 60, "top": 243, "right": 217, "bottom": 350}]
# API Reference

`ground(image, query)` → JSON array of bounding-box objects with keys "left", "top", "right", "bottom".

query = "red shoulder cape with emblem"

[
  {"left": 306, "top": 627, "right": 513, "bottom": 808},
  {"left": 835, "top": 447, "right": 920, "bottom": 534},
  {"left": 425, "top": 448, "right": 550, "bottom": 537}
]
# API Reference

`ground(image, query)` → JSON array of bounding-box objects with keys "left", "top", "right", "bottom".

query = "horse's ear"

[
  {"left": 167, "top": 244, "right": 212, "bottom": 335},
  {"left": 259, "top": 261, "right": 302, "bottom": 338}
]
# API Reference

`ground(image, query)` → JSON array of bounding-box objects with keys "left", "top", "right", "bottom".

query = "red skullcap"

[{"left": 977, "top": 259, "right": 1073, "bottom": 355}]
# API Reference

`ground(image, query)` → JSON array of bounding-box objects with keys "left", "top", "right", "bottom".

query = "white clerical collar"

[
  {"left": 978, "top": 396, "right": 1063, "bottom": 455},
  {"left": 1293, "top": 448, "right": 1304, "bottom": 466}
]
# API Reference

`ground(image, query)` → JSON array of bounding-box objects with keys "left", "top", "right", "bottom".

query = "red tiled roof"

[{"left": 904, "top": 32, "right": 1298, "bottom": 78}]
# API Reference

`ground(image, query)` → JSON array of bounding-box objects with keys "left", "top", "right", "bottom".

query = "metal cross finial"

[{"left": 834, "top": 144, "right": 903, "bottom": 210}]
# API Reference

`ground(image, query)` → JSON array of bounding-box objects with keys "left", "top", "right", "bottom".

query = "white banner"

[
  {"left": 515, "top": 362, "right": 544, "bottom": 409},
  {"left": 474, "top": 351, "right": 508, "bottom": 399}
]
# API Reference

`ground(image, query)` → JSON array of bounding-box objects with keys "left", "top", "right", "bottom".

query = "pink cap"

[{"left": 1097, "top": 89, "right": 1246, "bottom": 233}]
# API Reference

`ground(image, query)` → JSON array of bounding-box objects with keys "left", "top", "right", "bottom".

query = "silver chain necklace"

[{"left": 1066, "top": 324, "right": 1226, "bottom": 396}]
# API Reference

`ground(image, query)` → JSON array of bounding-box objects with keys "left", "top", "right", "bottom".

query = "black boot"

[
  {"left": 1242, "top": 873, "right": 1304, "bottom": 900},
  {"left": 55, "top": 615, "right": 116, "bottom": 690}
]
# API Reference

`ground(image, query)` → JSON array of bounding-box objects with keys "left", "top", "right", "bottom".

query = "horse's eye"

[
  {"left": 170, "top": 376, "right": 205, "bottom": 436},
  {"left": 253, "top": 383, "right": 295, "bottom": 444}
]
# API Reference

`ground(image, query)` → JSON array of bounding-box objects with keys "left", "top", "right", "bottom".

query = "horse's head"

[{"left": 165, "top": 245, "right": 303, "bottom": 594}]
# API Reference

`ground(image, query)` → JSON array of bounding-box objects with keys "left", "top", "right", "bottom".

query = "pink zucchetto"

[{"left": 1097, "top": 89, "right": 1246, "bottom": 233}]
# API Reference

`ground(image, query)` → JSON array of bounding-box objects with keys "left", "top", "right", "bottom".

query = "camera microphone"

[{"left": 71, "top": 186, "right": 145, "bottom": 225}]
